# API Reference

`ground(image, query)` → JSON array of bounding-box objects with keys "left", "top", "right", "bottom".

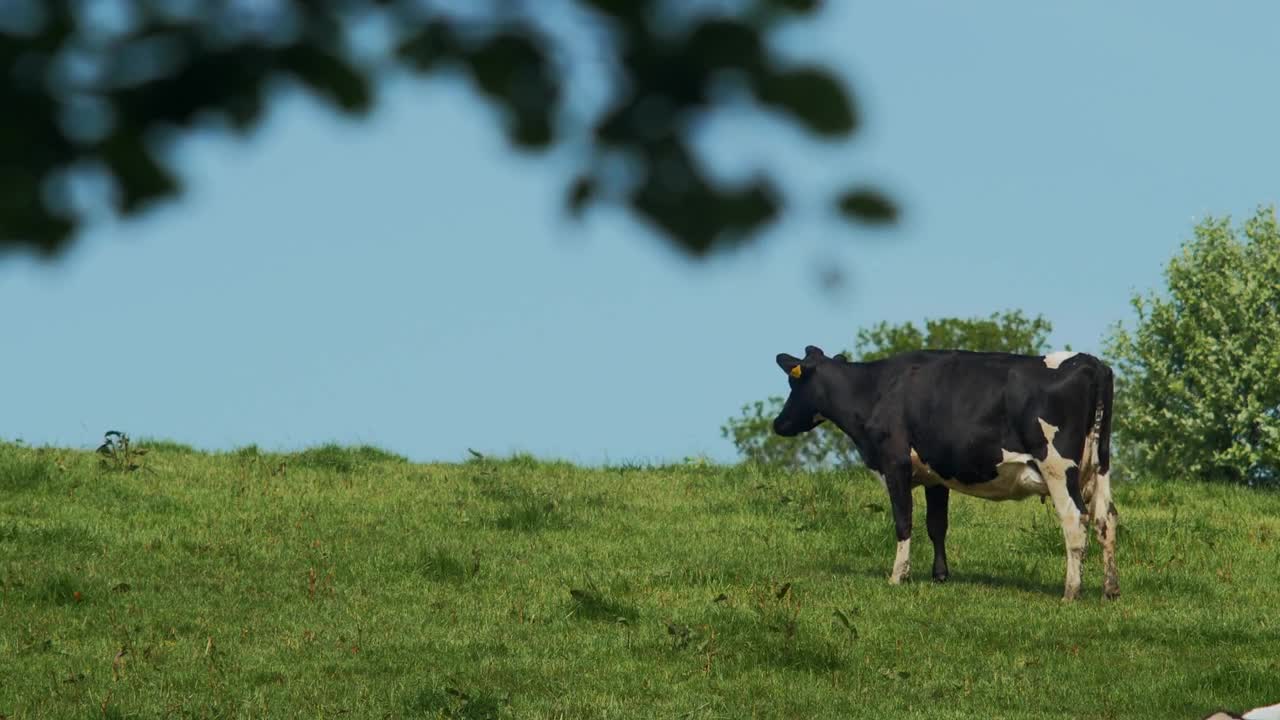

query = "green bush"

[
  {"left": 1105, "top": 207, "right": 1280, "bottom": 486},
  {"left": 723, "top": 310, "right": 1054, "bottom": 470}
]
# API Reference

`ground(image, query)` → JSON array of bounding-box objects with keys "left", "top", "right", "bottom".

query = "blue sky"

[{"left": 4, "top": 2, "right": 1279, "bottom": 464}]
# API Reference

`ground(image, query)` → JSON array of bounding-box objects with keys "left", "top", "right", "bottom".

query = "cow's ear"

[
  {"left": 804, "top": 345, "right": 826, "bottom": 359},
  {"left": 776, "top": 353, "right": 803, "bottom": 378}
]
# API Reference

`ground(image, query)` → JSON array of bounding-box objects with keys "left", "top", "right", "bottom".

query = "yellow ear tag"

[{"left": 789, "top": 365, "right": 802, "bottom": 378}]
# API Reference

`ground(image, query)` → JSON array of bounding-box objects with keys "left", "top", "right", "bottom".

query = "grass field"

[{"left": 2, "top": 441, "right": 1279, "bottom": 719}]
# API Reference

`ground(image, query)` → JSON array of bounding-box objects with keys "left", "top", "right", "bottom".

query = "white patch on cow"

[
  {"left": 1037, "top": 418, "right": 1078, "bottom": 474},
  {"left": 1039, "top": 417, "right": 1086, "bottom": 600},
  {"left": 908, "top": 448, "right": 943, "bottom": 488},
  {"left": 907, "top": 447, "right": 1046, "bottom": 501},
  {"left": 889, "top": 538, "right": 911, "bottom": 584},
  {"left": 1043, "top": 350, "right": 1079, "bottom": 369},
  {"left": 1001, "top": 449, "right": 1032, "bottom": 465},
  {"left": 950, "top": 461, "right": 1046, "bottom": 501},
  {"left": 1092, "top": 470, "right": 1120, "bottom": 599},
  {"left": 1078, "top": 431, "right": 1098, "bottom": 507},
  {"left": 1243, "top": 702, "right": 1280, "bottom": 720}
]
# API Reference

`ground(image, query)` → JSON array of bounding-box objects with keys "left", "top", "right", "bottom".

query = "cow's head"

[{"left": 772, "top": 345, "right": 833, "bottom": 437}]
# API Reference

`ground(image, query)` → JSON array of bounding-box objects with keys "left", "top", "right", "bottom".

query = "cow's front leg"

[
  {"left": 884, "top": 458, "right": 914, "bottom": 585},
  {"left": 925, "top": 484, "right": 950, "bottom": 582}
]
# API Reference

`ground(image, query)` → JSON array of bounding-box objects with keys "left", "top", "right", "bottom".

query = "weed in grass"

[
  {"left": 832, "top": 607, "right": 860, "bottom": 641},
  {"left": 96, "top": 430, "right": 147, "bottom": 472}
]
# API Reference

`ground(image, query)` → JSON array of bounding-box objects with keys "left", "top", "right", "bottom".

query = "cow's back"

[{"left": 866, "top": 350, "right": 1105, "bottom": 487}]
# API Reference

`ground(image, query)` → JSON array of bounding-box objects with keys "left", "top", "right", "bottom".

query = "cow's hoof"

[
  {"left": 932, "top": 572, "right": 949, "bottom": 583},
  {"left": 1104, "top": 572, "right": 1120, "bottom": 600},
  {"left": 888, "top": 573, "right": 911, "bottom": 585},
  {"left": 1061, "top": 589, "right": 1081, "bottom": 602}
]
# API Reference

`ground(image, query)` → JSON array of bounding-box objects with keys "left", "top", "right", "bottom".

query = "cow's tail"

[{"left": 1096, "top": 360, "right": 1114, "bottom": 476}]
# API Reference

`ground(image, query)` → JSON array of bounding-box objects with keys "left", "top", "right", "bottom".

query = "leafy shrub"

[{"left": 1105, "top": 207, "right": 1280, "bottom": 485}]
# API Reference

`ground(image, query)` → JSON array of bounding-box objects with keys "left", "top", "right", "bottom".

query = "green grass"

[{"left": 2, "top": 441, "right": 1279, "bottom": 719}]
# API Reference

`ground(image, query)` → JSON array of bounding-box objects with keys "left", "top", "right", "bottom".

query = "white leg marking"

[
  {"left": 889, "top": 538, "right": 911, "bottom": 584},
  {"left": 1091, "top": 471, "right": 1119, "bottom": 599},
  {"left": 1079, "top": 432, "right": 1097, "bottom": 509},
  {"left": 1039, "top": 418, "right": 1086, "bottom": 600}
]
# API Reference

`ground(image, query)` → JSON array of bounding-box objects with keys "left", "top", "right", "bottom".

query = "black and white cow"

[
  {"left": 772, "top": 345, "right": 1117, "bottom": 601},
  {"left": 1203, "top": 701, "right": 1280, "bottom": 720}
]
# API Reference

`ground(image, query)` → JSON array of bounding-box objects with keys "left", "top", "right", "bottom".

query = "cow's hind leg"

[
  {"left": 1038, "top": 419, "right": 1088, "bottom": 601},
  {"left": 1091, "top": 470, "right": 1119, "bottom": 599}
]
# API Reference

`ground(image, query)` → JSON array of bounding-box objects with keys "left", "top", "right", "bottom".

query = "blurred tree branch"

[{"left": 0, "top": 0, "right": 895, "bottom": 260}]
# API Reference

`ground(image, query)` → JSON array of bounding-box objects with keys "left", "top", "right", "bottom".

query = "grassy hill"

[{"left": 2, "top": 441, "right": 1278, "bottom": 719}]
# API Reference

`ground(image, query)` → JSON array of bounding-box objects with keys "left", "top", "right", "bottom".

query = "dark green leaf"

[
  {"left": 685, "top": 20, "right": 764, "bottom": 73},
  {"left": 837, "top": 188, "right": 897, "bottom": 224},
  {"left": 754, "top": 67, "right": 856, "bottom": 136},
  {"left": 280, "top": 46, "right": 372, "bottom": 113},
  {"left": 99, "top": 134, "right": 179, "bottom": 214},
  {"left": 395, "top": 21, "right": 464, "bottom": 72},
  {"left": 464, "top": 32, "right": 558, "bottom": 147},
  {"left": 567, "top": 175, "right": 597, "bottom": 216}
]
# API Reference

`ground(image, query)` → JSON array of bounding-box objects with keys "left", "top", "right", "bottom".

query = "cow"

[
  {"left": 771, "top": 345, "right": 1117, "bottom": 601},
  {"left": 1203, "top": 702, "right": 1280, "bottom": 720}
]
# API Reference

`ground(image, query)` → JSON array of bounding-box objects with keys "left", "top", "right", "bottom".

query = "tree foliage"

[
  {"left": 0, "top": 0, "right": 894, "bottom": 261},
  {"left": 722, "top": 310, "right": 1054, "bottom": 469},
  {"left": 852, "top": 310, "right": 1054, "bottom": 361},
  {"left": 1105, "top": 207, "right": 1280, "bottom": 486}
]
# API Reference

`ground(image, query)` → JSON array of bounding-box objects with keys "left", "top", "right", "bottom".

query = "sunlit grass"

[{"left": 1, "top": 441, "right": 1278, "bottom": 718}]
